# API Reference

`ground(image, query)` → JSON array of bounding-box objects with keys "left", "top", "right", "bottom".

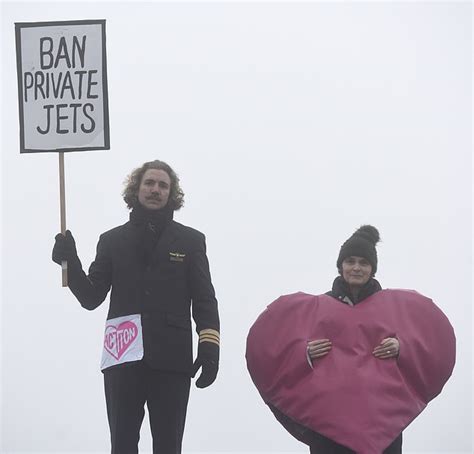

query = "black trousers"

[
  {"left": 309, "top": 431, "right": 402, "bottom": 454},
  {"left": 103, "top": 361, "right": 191, "bottom": 454}
]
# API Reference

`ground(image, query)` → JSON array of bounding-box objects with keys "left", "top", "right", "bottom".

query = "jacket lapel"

[{"left": 152, "top": 222, "right": 179, "bottom": 264}]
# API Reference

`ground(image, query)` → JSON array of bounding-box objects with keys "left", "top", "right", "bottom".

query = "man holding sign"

[{"left": 52, "top": 160, "right": 220, "bottom": 453}]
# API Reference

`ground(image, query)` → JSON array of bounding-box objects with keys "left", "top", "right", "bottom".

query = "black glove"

[
  {"left": 52, "top": 230, "right": 81, "bottom": 269},
  {"left": 192, "top": 341, "right": 219, "bottom": 388}
]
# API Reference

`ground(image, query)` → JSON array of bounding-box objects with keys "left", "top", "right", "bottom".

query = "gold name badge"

[{"left": 169, "top": 252, "right": 186, "bottom": 262}]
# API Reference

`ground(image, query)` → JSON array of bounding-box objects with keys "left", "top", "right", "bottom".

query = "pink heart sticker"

[
  {"left": 104, "top": 320, "right": 139, "bottom": 360},
  {"left": 246, "top": 289, "right": 455, "bottom": 454}
]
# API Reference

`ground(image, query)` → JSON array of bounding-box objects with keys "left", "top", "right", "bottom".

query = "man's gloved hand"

[
  {"left": 192, "top": 341, "right": 219, "bottom": 388},
  {"left": 52, "top": 230, "right": 81, "bottom": 268}
]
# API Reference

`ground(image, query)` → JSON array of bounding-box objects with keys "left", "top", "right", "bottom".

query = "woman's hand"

[
  {"left": 373, "top": 337, "right": 399, "bottom": 359},
  {"left": 307, "top": 339, "right": 332, "bottom": 360}
]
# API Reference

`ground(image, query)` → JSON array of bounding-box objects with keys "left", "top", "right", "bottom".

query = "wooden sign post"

[
  {"left": 15, "top": 19, "right": 110, "bottom": 286},
  {"left": 59, "top": 152, "right": 67, "bottom": 286}
]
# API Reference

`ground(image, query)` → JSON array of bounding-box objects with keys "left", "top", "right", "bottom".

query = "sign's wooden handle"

[
  {"left": 61, "top": 260, "right": 68, "bottom": 287},
  {"left": 59, "top": 152, "right": 68, "bottom": 287}
]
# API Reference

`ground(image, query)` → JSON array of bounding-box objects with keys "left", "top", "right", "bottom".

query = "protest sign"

[
  {"left": 15, "top": 19, "right": 109, "bottom": 152},
  {"left": 15, "top": 19, "right": 110, "bottom": 285}
]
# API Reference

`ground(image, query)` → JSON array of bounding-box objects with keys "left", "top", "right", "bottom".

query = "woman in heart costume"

[{"left": 246, "top": 225, "right": 456, "bottom": 454}]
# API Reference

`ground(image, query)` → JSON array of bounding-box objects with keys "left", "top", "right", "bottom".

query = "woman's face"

[{"left": 341, "top": 256, "right": 372, "bottom": 288}]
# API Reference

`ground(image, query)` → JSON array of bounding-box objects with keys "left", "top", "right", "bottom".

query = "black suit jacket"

[{"left": 68, "top": 219, "right": 219, "bottom": 374}]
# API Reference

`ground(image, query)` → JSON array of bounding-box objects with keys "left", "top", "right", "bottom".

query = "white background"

[{"left": 1, "top": 1, "right": 472, "bottom": 453}]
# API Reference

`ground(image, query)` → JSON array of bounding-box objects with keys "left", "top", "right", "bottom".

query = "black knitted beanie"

[{"left": 336, "top": 225, "right": 380, "bottom": 275}]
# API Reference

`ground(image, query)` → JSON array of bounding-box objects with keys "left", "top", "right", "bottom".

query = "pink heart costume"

[
  {"left": 246, "top": 225, "right": 455, "bottom": 454},
  {"left": 246, "top": 288, "right": 455, "bottom": 454}
]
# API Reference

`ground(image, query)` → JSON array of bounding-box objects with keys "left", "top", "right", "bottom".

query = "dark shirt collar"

[
  {"left": 129, "top": 203, "right": 173, "bottom": 228},
  {"left": 328, "top": 275, "right": 382, "bottom": 305}
]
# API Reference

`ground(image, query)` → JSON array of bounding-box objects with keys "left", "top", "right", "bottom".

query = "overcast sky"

[{"left": 1, "top": 1, "right": 472, "bottom": 453}]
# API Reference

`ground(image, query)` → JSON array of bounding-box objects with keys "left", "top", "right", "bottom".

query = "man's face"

[
  {"left": 137, "top": 169, "right": 171, "bottom": 210},
  {"left": 341, "top": 256, "right": 372, "bottom": 288}
]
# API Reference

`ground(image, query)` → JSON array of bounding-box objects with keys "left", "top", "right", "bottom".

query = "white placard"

[
  {"left": 101, "top": 314, "right": 144, "bottom": 371},
  {"left": 15, "top": 19, "right": 110, "bottom": 153}
]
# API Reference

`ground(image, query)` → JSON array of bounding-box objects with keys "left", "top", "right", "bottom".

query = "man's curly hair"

[{"left": 122, "top": 160, "right": 185, "bottom": 210}]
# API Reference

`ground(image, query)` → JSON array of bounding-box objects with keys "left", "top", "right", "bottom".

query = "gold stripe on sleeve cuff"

[{"left": 199, "top": 329, "right": 220, "bottom": 346}]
